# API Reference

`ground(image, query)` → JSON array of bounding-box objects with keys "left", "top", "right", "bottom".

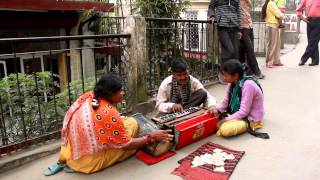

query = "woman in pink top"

[{"left": 215, "top": 60, "right": 269, "bottom": 138}]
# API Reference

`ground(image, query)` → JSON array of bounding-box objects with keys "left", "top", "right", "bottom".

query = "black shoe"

[
  {"left": 309, "top": 63, "right": 319, "bottom": 66},
  {"left": 298, "top": 61, "right": 305, "bottom": 66}
]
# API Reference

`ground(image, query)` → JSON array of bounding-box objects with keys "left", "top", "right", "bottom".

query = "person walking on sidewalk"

[
  {"left": 207, "top": 0, "right": 242, "bottom": 62},
  {"left": 262, "top": 0, "right": 284, "bottom": 68},
  {"left": 297, "top": 0, "right": 320, "bottom": 66},
  {"left": 239, "top": 0, "right": 265, "bottom": 79}
]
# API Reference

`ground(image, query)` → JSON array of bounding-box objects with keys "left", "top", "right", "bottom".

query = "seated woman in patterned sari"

[{"left": 44, "top": 74, "right": 173, "bottom": 175}]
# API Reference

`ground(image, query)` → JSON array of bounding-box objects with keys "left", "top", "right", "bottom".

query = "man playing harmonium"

[
  {"left": 156, "top": 57, "right": 218, "bottom": 115},
  {"left": 139, "top": 57, "right": 221, "bottom": 155}
]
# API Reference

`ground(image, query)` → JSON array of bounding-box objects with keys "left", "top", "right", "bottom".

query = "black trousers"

[
  {"left": 183, "top": 89, "right": 207, "bottom": 109},
  {"left": 300, "top": 18, "right": 320, "bottom": 64},
  {"left": 218, "top": 28, "right": 239, "bottom": 62},
  {"left": 239, "top": 28, "right": 262, "bottom": 75}
]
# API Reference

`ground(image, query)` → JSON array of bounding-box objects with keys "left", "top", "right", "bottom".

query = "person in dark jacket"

[{"left": 208, "top": 0, "right": 242, "bottom": 62}]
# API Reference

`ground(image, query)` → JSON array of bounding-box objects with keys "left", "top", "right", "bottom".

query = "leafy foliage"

[
  {"left": 0, "top": 72, "right": 96, "bottom": 144},
  {"left": 131, "top": 0, "right": 191, "bottom": 92},
  {"left": 55, "top": 77, "right": 96, "bottom": 112},
  {"left": 0, "top": 72, "right": 57, "bottom": 143},
  {"left": 132, "top": 0, "right": 190, "bottom": 18}
]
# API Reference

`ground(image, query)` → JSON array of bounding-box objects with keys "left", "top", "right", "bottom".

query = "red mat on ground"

[
  {"left": 136, "top": 151, "right": 176, "bottom": 165},
  {"left": 172, "top": 142, "right": 245, "bottom": 180}
]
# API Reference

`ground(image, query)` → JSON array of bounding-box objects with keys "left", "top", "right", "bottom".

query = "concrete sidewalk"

[{"left": 1, "top": 22, "right": 320, "bottom": 180}]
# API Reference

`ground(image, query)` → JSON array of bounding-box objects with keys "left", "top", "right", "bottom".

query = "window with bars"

[{"left": 185, "top": 10, "right": 199, "bottom": 50}]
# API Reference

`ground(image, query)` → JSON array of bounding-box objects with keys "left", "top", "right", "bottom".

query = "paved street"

[{"left": 1, "top": 22, "right": 320, "bottom": 180}]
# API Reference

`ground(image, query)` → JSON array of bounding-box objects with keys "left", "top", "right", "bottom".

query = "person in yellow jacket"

[{"left": 262, "top": 0, "right": 284, "bottom": 68}]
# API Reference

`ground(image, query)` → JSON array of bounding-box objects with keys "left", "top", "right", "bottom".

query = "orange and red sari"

[{"left": 61, "top": 91, "right": 132, "bottom": 160}]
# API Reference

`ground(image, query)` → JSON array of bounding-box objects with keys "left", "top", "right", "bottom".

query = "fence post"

[
  {"left": 208, "top": 23, "right": 220, "bottom": 65},
  {"left": 208, "top": 23, "right": 214, "bottom": 62},
  {"left": 124, "top": 16, "right": 148, "bottom": 112}
]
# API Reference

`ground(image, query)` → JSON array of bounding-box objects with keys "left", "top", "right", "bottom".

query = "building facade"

[{"left": 0, "top": 0, "right": 114, "bottom": 84}]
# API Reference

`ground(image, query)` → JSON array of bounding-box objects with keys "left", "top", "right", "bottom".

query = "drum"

[{"left": 132, "top": 113, "right": 172, "bottom": 156}]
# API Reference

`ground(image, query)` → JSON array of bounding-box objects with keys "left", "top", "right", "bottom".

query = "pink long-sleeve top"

[
  {"left": 217, "top": 80, "right": 264, "bottom": 122},
  {"left": 296, "top": 0, "right": 320, "bottom": 18}
]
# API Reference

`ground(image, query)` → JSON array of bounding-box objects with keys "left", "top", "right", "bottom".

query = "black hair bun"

[{"left": 241, "top": 63, "right": 248, "bottom": 71}]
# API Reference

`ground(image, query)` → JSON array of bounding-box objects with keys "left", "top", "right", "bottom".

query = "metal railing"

[
  {"left": 145, "top": 18, "right": 220, "bottom": 95},
  {"left": 0, "top": 16, "right": 270, "bottom": 154},
  {"left": 103, "top": 16, "right": 125, "bottom": 34},
  {"left": 98, "top": 16, "right": 268, "bottom": 95},
  {"left": 250, "top": 7, "right": 267, "bottom": 56},
  {"left": 252, "top": 22, "right": 267, "bottom": 56},
  {"left": 0, "top": 34, "right": 130, "bottom": 154}
]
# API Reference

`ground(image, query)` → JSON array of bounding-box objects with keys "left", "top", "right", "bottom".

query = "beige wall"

[
  {"left": 190, "top": 2, "right": 209, "bottom": 10},
  {"left": 183, "top": 2, "right": 209, "bottom": 20}
]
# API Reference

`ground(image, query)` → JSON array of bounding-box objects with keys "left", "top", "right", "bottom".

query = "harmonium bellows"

[{"left": 152, "top": 107, "right": 218, "bottom": 149}]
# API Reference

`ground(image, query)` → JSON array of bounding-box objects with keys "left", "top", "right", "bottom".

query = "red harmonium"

[{"left": 152, "top": 107, "right": 219, "bottom": 150}]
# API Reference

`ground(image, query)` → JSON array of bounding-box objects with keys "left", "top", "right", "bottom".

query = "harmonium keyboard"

[{"left": 152, "top": 107, "right": 218, "bottom": 149}]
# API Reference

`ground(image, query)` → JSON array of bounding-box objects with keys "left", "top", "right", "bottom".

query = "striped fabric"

[
  {"left": 208, "top": 0, "right": 241, "bottom": 28},
  {"left": 170, "top": 77, "right": 191, "bottom": 106},
  {"left": 178, "top": 142, "right": 245, "bottom": 175}
]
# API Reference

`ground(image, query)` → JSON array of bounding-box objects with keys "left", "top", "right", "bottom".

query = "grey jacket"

[{"left": 207, "top": 0, "right": 240, "bottom": 29}]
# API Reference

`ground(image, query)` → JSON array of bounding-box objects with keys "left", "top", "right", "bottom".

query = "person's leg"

[
  {"left": 123, "top": 117, "right": 139, "bottom": 138},
  {"left": 310, "top": 20, "right": 320, "bottom": 64},
  {"left": 216, "top": 119, "right": 248, "bottom": 137},
  {"left": 239, "top": 36, "right": 246, "bottom": 64},
  {"left": 241, "top": 28, "right": 262, "bottom": 76},
  {"left": 308, "top": 20, "right": 320, "bottom": 65},
  {"left": 229, "top": 30, "right": 239, "bottom": 60},
  {"left": 239, "top": 29, "right": 252, "bottom": 74},
  {"left": 250, "top": 28, "right": 264, "bottom": 78},
  {"left": 183, "top": 89, "right": 207, "bottom": 108},
  {"left": 273, "top": 28, "right": 282, "bottom": 65},
  {"left": 300, "top": 22, "right": 315, "bottom": 64},
  {"left": 60, "top": 118, "right": 138, "bottom": 174},
  {"left": 115, "top": 117, "right": 139, "bottom": 161},
  {"left": 249, "top": 28, "right": 254, "bottom": 50},
  {"left": 218, "top": 29, "right": 236, "bottom": 62},
  {"left": 216, "top": 119, "right": 264, "bottom": 137},
  {"left": 266, "top": 27, "right": 277, "bottom": 67},
  {"left": 249, "top": 28, "right": 256, "bottom": 71},
  {"left": 311, "top": 43, "right": 319, "bottom": 65}
]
